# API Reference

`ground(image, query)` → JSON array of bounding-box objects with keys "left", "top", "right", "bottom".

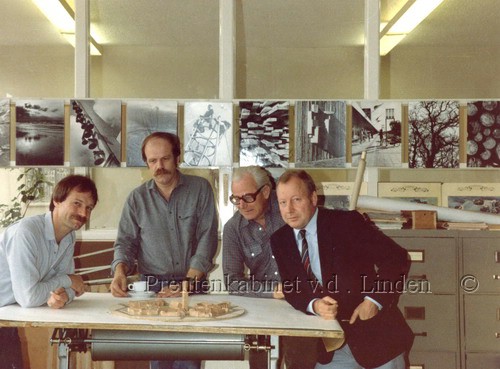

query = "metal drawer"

[
  {"left": 464, "top": 295, "right": 500, "bottom": 352},
  {"left": 392, "top": 237, "right": 457, "bottom": 294},
  {"left": 463, "top": 239, "right": 500, "bottom": 294},
  {"left": 465, "top": 353, "right": 500, "bottom": 368},
  {"left": 408, "top": 351, "right": 457, "bottom": 369},
  {"left": 399, "top": 294, "right": 459, "bottom": 351}
]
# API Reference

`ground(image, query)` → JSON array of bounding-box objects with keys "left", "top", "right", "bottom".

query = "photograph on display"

[
  {"left": 316, "top": 182, "right": 367, "bottom": 210},
  {"left": 378, "top": 182, "right": 442, "bottom": 206},
  {"left": 442, "top": 183, "right": 500, "bottom": 214},
  {"left": 351, "top": 101, "right": 402, "bottom": 167},
  {"left": 126, "top": 100, "right": 177, "bottom": 167},
  {"left": 408, "top": 100, "right": 460, "bottom": 168},
  {"left": 239, "top": 101, "right": 289, "bottom": 168},
  {"left": 15, "top": 99, "right": 64, "bottom": 166},
  {"left": 70, "top": 99, "right": 122, "bottom": 167},
  {"left": 466, "top": 100, "right": 500, "bottom": 168},
  {"left": 294, "top": 101, "right": 346, "bottom": 168},
  {"left": 0, "top": 99, "right": 10, "bottom": 166},
  {"left": 183, "top": 102, "right": 233, "bottom": 167}
]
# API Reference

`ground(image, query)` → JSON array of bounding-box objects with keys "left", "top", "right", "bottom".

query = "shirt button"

[
  {"left": 251, "top": 253, "right": 255, "bottom": 257},
  {"left": 274, "top": 272, "right": 278, "bottom": 275},
  {"left": 272, "top": 255, "right": 275, "bottom": 259}
]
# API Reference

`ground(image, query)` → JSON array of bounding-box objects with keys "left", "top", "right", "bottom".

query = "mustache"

[
  {"left": 154, "top": 168, "right": 173, "bottom": 176},
  {"left": 73, "top": 215, "right": 87, "bottom": 224}
]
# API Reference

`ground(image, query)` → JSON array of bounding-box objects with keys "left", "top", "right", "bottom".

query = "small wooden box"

[{"left": 411, "top": 210, "right": 437, "bottom": 229}]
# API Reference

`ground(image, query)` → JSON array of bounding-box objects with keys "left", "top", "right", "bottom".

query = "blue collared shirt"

[{"left": 0, "top": 213, "right": 75, "bottom": 308}]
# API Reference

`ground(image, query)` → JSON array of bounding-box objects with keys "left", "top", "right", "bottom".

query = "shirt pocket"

[
  {"left": 177, "top": 208, "right": 197, "bottom": 234},
  {"left": 243, "top": 243, "right": 264, "bottom": 261}
]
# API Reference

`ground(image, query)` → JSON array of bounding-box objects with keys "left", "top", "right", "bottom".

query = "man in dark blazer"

[{"left": 271, "top": 170, "right": 413, "bottom": 369}]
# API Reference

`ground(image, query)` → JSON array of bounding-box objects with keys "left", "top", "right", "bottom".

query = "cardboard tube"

[{"left": 349, "top": 151, "right": 366, "bottom": 210}]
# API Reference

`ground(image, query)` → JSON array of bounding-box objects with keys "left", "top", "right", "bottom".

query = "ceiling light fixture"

[
  {"left": 380, "top": 0, "right": 444, "bottom": 56},
  {"left": 32, "top": 0, "right": 102, "bottom": 56}
]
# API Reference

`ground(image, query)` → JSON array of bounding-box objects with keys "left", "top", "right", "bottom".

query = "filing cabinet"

[{"left": 383, "top": 230, "right": 500, "bottom": 369}]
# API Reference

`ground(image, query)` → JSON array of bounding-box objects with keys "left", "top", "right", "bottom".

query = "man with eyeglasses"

[{"left": 222, "top": 166, "right": 318, "bottom": 369}]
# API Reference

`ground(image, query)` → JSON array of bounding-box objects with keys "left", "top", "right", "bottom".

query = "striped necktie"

[{"left": 300, "top": 229, "right": 315, "bottom": 281}]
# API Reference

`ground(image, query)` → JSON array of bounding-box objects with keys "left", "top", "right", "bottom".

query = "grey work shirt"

[
  {"left": 112, "top": 172, "right": 218, "bottom": 279},
  {"left": 222, "top": 191, "right": 284, "bottom": 298}
]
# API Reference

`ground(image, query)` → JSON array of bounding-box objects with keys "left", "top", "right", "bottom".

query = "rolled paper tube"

[
  {"left": 357, "top": 195, "right": 500, "bottom": 225},
  {"left": 349, "top": 151, "right": 367, "bottom": 210}
]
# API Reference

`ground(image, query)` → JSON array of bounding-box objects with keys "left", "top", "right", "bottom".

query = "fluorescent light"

[
  {"left": 380, "top": 0, "right": 444, "bottom": 56},
  {"left": 32, "top": 0, "right": 102, "bottom": 56}
]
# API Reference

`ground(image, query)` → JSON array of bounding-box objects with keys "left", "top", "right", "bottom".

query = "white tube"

[
  {"left": 357, "top": 195, "right": 500, "bottom": 225},
  {"left": 349, "top": 151, "right": 367, "bottom": 210}
]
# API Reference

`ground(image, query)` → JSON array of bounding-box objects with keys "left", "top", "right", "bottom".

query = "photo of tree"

[
  {"left": 408, "top": 100, "right": 460, "bottom": 168},
  {"left": 239, "top": 101, "right": 289, "bottom": 168},
  {"left": 466, "top": 100, "right": 500, "bottom": 168},
  {"left": 295, "top": 101, "right": 345, "bottom": 168},
  {"left": 126, "top": 100, "right": 177, "bottom": 167},
  {"left": 0, "top": 99, "right": 10, "bottom": 167}
]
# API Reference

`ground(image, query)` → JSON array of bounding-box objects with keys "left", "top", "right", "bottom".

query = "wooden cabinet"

[{"left": 384, "top": 230, "right": 500, "bottom": 369}]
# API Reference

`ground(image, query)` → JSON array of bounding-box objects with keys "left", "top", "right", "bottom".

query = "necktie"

[{"left": 300, "top": 229, "right": 315, "bottom": 281}]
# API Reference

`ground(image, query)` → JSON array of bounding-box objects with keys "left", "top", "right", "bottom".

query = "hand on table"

[
  {"left": 313, "top": 296, "right": 338, "bottom": 320},
  {"left": 47, "top": 287, "right": 69, "bottom": 309}
]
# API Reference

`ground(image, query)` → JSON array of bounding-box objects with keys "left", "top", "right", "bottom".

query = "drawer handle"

[
  {"left": 494, "top": 275, "right": 500, "bottom": 280},
  {"left": 414, "top": 332, "right": 427, "bottom": 337},
  {"left": 409, "top": 274, "right": 427, "bottom": 280},
  {"left": 496, "top": 333, "right": 499, "bottom": 338}
]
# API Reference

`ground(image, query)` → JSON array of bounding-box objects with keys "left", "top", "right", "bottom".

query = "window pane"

[
  {"left": 89, "top": 0, "right": 219, "bottom": 98},
  {"left": 0, "top": 0, "right": 74, "bottom": 97},
  {"left": 381, "top": 0, "right": 500, "bottom": 99},
  {"left": 236, "top": 0, "right": 365, "bottom": 99}
]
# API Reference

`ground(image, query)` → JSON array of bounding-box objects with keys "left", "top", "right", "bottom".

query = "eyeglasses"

[{"left": 229, "top": 185, "right": 266, "bottom": 205}]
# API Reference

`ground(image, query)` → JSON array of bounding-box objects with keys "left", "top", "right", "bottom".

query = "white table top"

[{"left": 0, "top": 293, "right": 343, "bottom": 339}]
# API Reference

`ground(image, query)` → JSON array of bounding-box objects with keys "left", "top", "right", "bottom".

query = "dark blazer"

[{"left": 271, "top": 208, "right": 414, "bottom": 368}]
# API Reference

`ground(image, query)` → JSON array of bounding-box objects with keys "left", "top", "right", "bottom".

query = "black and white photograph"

[
  {"left": 126, "top": 100, "right": 177, "bottom": 167},
  {"left": 466, "top": 100, "right": 500, "bottom": 168},
  {"left": 295, "top": 101, "right": 346, "bottom": 168},
  {"left": 0, "top": 99, "right": 10, "bottom": 167},
  {"left": 239, "top": 101, "right": 289, "bottom": 168},
  {"left": 408, "top": 100, "right": 460, "bottom": 168},
  {"left": 70, "top": 99, "right": 122, "bottom": 167},
  {"left": 183, "top": 102, "right": 232, "bottom": 167},
  {"left": 15, "top": 99, "right": 64, "bottom": 166},
  {"left": 351, "top": 101, "right": 402, "bottom": 167}
]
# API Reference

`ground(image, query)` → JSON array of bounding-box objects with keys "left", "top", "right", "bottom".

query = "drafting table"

[{"left": 0, "top": 293, "right": 343, "bottom": 369}]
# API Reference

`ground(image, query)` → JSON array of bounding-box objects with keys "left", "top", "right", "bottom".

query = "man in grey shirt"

[
  {"left": 0, "top": 174, "right": 98, "bottom": 369},
  {"left": 222, "top": 166, "right": 317, "bottom": 369},
  {"left": 110, "top": 132, "right": 218, "bottom": 369}
]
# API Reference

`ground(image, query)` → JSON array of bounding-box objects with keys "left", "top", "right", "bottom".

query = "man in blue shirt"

[{"left": 0, "top": 174, "right": 98, "bottom": 369}]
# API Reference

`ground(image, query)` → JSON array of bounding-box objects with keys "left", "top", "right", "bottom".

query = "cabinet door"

[
  {"left": 399, "top": 294, "right": 459, "bottom": 351},
  {"left": 409, "top": 351, "right": 457, "bottom": 369},
  {"left": 463, "top": 238, "right": 500, "bottom": 294},
  {"left": 464, "top": 295, "right": 500, "bottom": 352},
  {"left": 465, "top": 353, "right": 500, "bottom": 368},
  {"left": 392, "top": 237, "right": 457, "bottom": 294}
]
